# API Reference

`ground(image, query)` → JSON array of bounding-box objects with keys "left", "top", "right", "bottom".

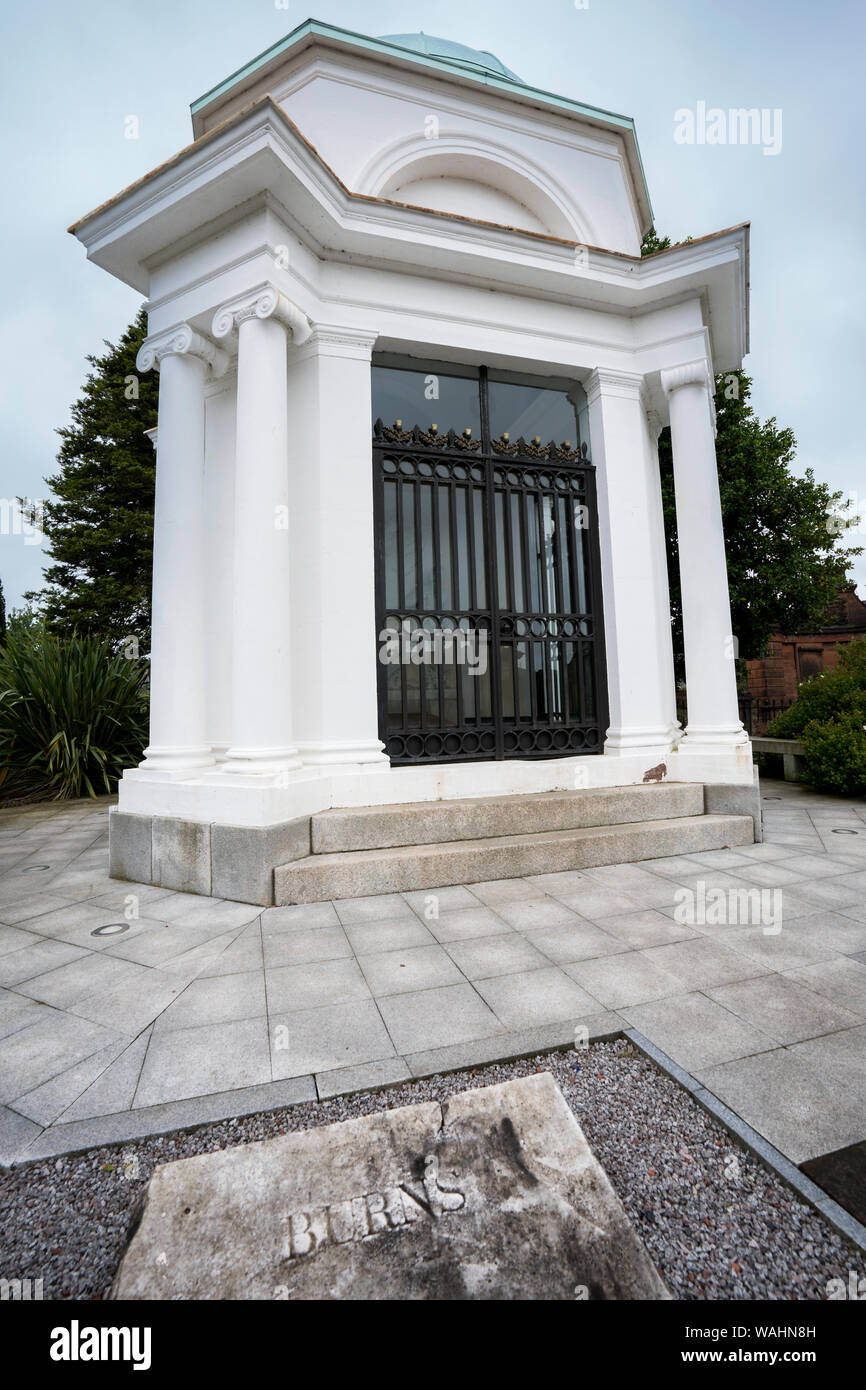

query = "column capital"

[
  {"left": 136, "top": 323, "right": 228, "bottom": 377},
  {"left": 660, "top": 360, "right": 717, "bottom": 437},
  {"left": 211, "top": 283, "right": 313, "bottom": 346},
  {"left": 660, "top": 359, "right": 713, "bottom": 398},
  {"left": 584, "top": 368, "right": 645, "bottom": 407}
]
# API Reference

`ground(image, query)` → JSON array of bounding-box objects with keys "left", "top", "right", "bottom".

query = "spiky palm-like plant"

[{"left": 0, "top": 630, "right": 148, "bottom": 802}]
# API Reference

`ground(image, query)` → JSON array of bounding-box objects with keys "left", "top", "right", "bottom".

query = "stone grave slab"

[{"left": 112, "top": 1073, "right": 669, "bottom": 1300}]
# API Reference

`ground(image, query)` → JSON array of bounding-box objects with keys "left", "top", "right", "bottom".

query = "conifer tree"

[{"left": 27, "top": 309, "right": 158, "bottom": 650}]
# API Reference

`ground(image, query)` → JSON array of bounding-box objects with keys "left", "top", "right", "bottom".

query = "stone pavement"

[{"left": 1, "top": 781, "right": 865, "bottom": 1169}]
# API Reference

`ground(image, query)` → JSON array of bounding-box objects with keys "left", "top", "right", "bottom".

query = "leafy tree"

[
  {"left": 6, "top": 605, "right": 46, "bottom": 642},
  {"left": 659, "top": 371, "right": 861, "bottom": 667},
  {"left": 27, "top": 309, "right": 157, "bottom": 650},
  {"left": 642, "top": 229, "right": 862, "bottom": 667},
  {"left": 640, "top": 227, "right": 672, "bottom": 256}
]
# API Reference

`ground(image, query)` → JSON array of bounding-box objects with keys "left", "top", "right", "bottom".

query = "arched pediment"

[{"left": 357, "top": 136, "right": 597, "bottom": 244}]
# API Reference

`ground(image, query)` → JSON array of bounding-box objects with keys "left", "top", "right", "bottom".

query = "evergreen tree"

[{"left": 27, "top": 309, "right": 157, "bottom": 649}]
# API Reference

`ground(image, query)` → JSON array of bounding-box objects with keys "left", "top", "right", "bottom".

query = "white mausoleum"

[{"left": 71, "top": 20, "right": 758, "bottom": 906}]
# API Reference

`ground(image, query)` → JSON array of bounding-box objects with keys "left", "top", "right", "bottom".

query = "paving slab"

[
  {"left": 112, "top": 1073, "right": 669, "bottom": 1300},
  {"left": 443, "top": 933, "right": 550, "bottom": 980},
  {"left": 133, "top": 1017, "right": 273, "bottom": 1108},
  {"left": 621, "top": 992, "right": 777, "bottom": 1073},
  {"left": 706, "top": 975, "right": 861, "bottom": 1045},
  {"left": 423, "top": 906, "right": 512, "bottom": 942},
  {"left": 474, "top": 967, "right": 601, "bottom": 1029},
  {"left": 375, "top": 982, "right": 504, "bottom": 1054},
  {"left": 269, "top": 1000, "right": 396, "bottom": 1078},
  {"left": 697, "top": 1046, "right": 866, "bottom": 1165},
  {"left": 564, "top": 952, "right": 688, "bottom": 1009},
  {"left": 784, "top": 957, "right": 866, "bottom": 1017},
  {"left": 357, "top": 944, "right": 464, "bottom": 996}
]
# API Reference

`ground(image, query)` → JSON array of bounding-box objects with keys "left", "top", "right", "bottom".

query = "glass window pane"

[
  {"left": 455, "top": 488, "right": 470, "bottom": 609},
  {"left": 438, "top": 487, "right": 452, "bottom": 610},
  {"left": 384, "top": 480, "right": 399, "bottom": 609},
  {"left": 373, "top": 364, "right": 481, "bottom": 438},
  {"left": 525, "top": 494, "right": 542, "bottom": 611},
  {"left": 402, "top": 484, "right": 416, "bottom": 609},
  {"left": 420, "top": 484, "right": 435, "bottom": 610},
  {"left": 473, "top": 490, "right": 486, "bottom": 608},
  {"left": 509, "top": 492, "right": 524, "bottom": 611},
  {"left": 488, "top": 375, "right": 582, "bottom": 451}
]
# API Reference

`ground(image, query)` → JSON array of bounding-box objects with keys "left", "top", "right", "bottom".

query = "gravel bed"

[{"left": 1, "top": 1039, "right": 859, "bottom": 1300}]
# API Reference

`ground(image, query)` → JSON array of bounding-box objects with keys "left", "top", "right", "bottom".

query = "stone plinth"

[{"left": 112, "top": 1074, "right": 668, "bottom": 1300}]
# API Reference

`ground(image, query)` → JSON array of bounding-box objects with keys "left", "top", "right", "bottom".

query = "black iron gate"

[{"left": 373, "top": 367, "right": 608, "bottom": 766}]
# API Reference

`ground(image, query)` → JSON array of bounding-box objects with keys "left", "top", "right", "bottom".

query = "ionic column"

[
  {"left": 212, "top": 286, "right": 311, "bottom": 776},
  {"left": 136, "top": 325, "right": 228, "bottom": 773},
  {"left": 586, "top": 369, "right": 677, "bottom": 759},
  {"left": 661, "top": 360, "right": 747, "bottom": 751}
]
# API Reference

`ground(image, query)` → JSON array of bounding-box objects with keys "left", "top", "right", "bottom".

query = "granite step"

[
  {"left": 275, "top": 812, "right": 753, "bottom": 905},
  {"left": 311, "top": 783, "right": 705, "bottom": 854}
]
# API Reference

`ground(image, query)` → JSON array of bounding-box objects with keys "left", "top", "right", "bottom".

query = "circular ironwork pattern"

[
  {"left": 387, "top": 725, "right": 599, "bottom": 762},
  {"left": 387, "top": 729, "right": 499, "bottom": 762},
  {"left": 493, "top": 467, "right": 586, "bottom": 492},
  {"left": 382, "top": 454, "right": 486, "bottom": 483},
  {"left": 382, "top": 612, "right": 493, "bottom": 633},
  {"left": 499, "top": 616, "right": 593, "bottom": 639},
  {"left": 502, "top": 726, "right": 600, "bottom": 755}
]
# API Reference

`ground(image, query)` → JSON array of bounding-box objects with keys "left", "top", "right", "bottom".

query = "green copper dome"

[{"left": 379, "top": 33, "right": 524, "bottom": 84}]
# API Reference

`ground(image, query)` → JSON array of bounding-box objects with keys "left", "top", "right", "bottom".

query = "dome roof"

[{"left": 379, "top": 33, "right": 524, "bottom": 84}]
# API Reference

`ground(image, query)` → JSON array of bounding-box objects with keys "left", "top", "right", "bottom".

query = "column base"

[
  {"left": 213, "top": 746, "right": 304, "bottom": 778},
  {"left": 677, "top": 724, "right": 750, "bottom": 754},
  {"left": 604, "top": 726, "right": 674, "bottom": 760},
  {"left": 297, "top": 740, "right": 390, "bottom": 768},
  {"left": 137, "top": 746, "right": 216, "bottom": 775}
]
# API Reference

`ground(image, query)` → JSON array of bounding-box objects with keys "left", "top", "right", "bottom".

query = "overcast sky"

[{"left": 1, "top": 0, "right": 864, "bottom": 610}]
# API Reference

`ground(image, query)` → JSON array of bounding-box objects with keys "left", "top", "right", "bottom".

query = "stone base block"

[
  {"left": 153, "top": 816, "right": 212, "bottom": 896},
  {"left": 703, "top": 768, "right": 763, "bottom": 842},
  {"left": 109, "top": 811, "right": 311, "bottom": 905},
  {"left": 211, "top": 820, "right": 311, "bottom": 906},
  {"left": 108, "top": 808, "right": 153, "bottom": 884}
]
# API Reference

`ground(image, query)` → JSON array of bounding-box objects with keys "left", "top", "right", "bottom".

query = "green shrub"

[
  {"left": 767, "top": 635, "right": 866, "bottom": 796},
  {"left": 768, "top": 666, "right": 862, "bottom": 738},
  {"left": 800, "top": 714, "right": 866, "bottom": 796},
  {"left": 0, "top": 630, "right": 148, "bottom": 803}
]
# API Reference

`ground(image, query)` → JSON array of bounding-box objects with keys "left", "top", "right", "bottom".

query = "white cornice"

[{"left": 71, "top": 100, "right": 749, "bottom": 370}]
